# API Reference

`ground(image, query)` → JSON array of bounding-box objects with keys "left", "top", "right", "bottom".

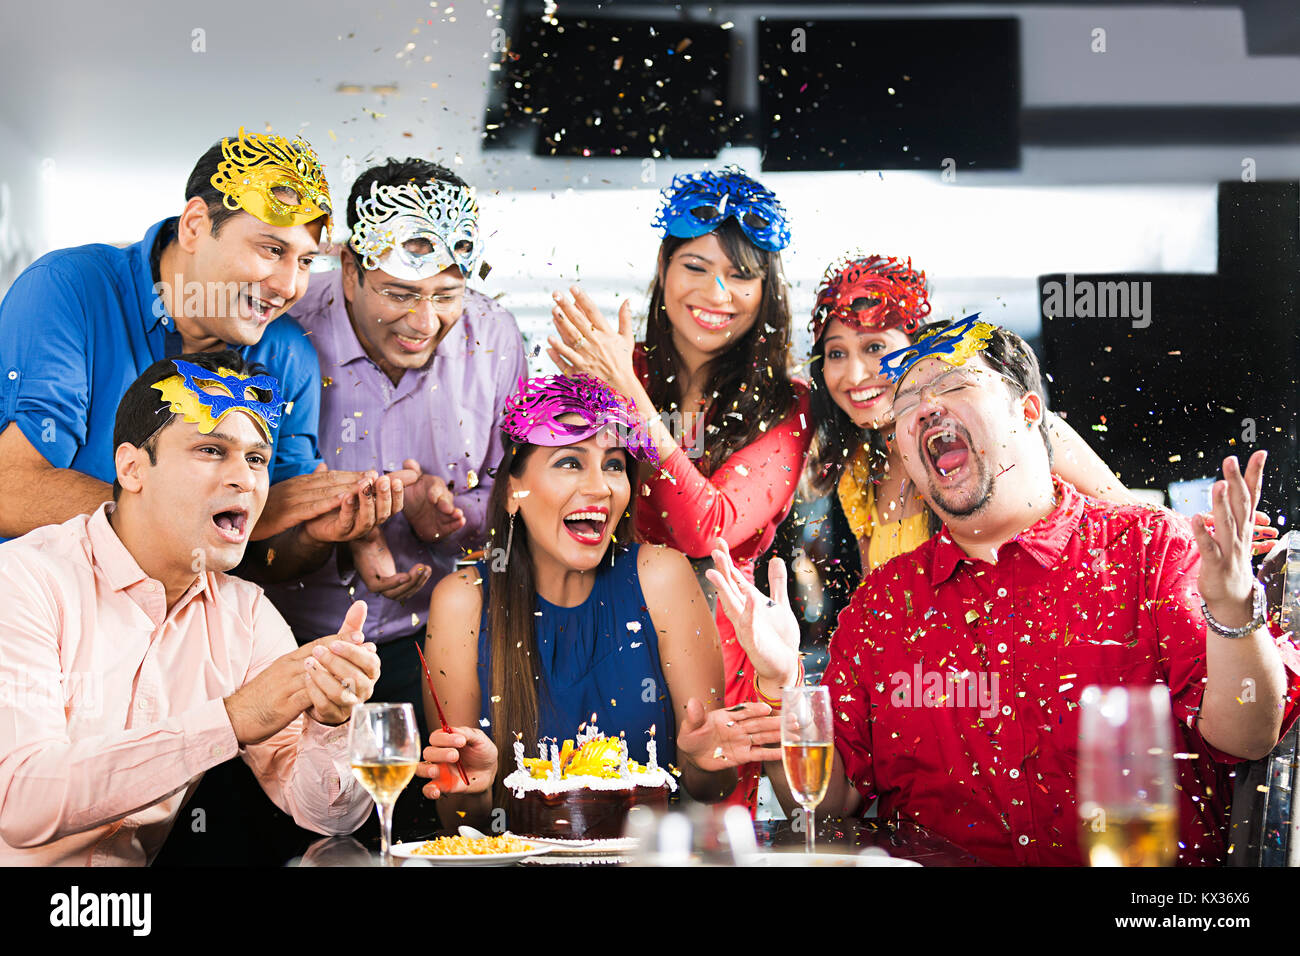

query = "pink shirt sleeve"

[
  {"left": 238, "top": 595, "right": 373, "bottom": 835},
  {"left": 648, "top": 386, "right": 812, "bottom": 558},
  {"left": 0, "top": 561, "right": 239, "bottom": 849}
]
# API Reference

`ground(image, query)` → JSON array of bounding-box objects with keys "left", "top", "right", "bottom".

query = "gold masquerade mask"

[{"left": 209, "top": 128, "right": 332, "bottom": 228}]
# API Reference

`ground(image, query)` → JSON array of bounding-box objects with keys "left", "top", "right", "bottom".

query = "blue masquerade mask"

[
  {"left": 878, "top": 313, "right": 997, "bottom": 383},
  {"left": 153, "top": 359, "right": 285, "bottom": 442},
  {"left": 651, "top": 166, "right": 791, "bottom": 252}
]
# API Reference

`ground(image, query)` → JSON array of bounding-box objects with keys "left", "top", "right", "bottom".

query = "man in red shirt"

[{"left": 709, "top": 317, "right": 1300, "bottom": 865}]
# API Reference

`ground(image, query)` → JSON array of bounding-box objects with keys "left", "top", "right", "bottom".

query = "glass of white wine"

[
  {"left": 1077, "top": 685, "right": 1177, "bottom": 867},
  {"left": 349, "top": 702, "right": 421, "bottom": 865},
  {"left": 781, "top": 685, "right": 834, "bottom": 854}
]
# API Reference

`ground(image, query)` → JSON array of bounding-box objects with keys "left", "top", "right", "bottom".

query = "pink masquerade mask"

[{"left": 500, "top": 373, "right": 659, "bottom": 465}]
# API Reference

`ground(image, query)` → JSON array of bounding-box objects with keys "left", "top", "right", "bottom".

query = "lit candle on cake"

[
  {"left": 618, "top": 733, "right": 629, "bottom": 777},
  {"left": 513, "top": 737, "right": 525, "bottom": 774},
  {"left": 647, "top": 725, "right": 658, "bottom": 771},
  {"left": 550, "top": 741, "right": 562, "bottom": 781}
]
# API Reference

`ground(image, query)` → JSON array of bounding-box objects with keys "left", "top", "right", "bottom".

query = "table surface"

[{"left": 292, "top": 816, "right": 987, "bottom": 867}]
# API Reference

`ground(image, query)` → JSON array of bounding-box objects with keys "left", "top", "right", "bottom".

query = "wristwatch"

[{"left": 1200, "top": 579, "right": 1267, "bottom": 639}]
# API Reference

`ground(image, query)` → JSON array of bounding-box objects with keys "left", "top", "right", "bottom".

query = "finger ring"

[
  {"left": 766, "top": 599, "right": 776, "bottom": 608},
  {"left": 341, "top": 679, "right": 352, "bottom": 692},
  {"left": 748, "top": 734, "right": 754, "bottom": 746},
  {"left": 574, "top": 338, "right": 587, "bottom": 350}
]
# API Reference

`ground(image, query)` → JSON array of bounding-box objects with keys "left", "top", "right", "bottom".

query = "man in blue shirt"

[{"left": 0, "top": 129, "right": 409, "bottom": 573}]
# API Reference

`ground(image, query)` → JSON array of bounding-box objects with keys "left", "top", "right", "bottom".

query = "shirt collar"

[
  {"left": 86, "top": 502, "right": 208, "bottom": 600},
  {"left": 135, "top": 218, "right": 176, "bottom": 335},
  {"left": 928, "top": 476, "right": 1084, "bottom": 585}
]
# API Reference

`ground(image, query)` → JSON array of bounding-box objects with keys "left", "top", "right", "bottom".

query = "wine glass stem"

[
  {"left": 804, "top": 806, "right": 815, "bottom": 854},
  {"left": 377, "top": 801, "right": 396, "bottom": 865}
]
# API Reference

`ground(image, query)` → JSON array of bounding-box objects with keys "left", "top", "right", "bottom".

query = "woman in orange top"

[
  {"left": 807, "top": 253, "right": 1141, "bottom": 576},
  {"left": 546, "top": 169, "right": 809, "bottom": 808}
]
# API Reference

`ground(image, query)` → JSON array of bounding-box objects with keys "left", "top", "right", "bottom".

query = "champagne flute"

[
  {"left": 349, "top": 702, "right": 421, "bottom": 864},
  {"left": 781, "top": 685, "right": 833, "bottom": 854},
  {"left": 1077, "top": 685, "right": 1177, "bottom": 867}
]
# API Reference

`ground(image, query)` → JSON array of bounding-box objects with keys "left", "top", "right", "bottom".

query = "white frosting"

[{"left": 503, "top": 767, "right": 678, "bottom": 799}]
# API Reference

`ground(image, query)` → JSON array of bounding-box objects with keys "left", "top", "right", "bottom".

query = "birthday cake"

[{"left": 502, "top": 721, "right": 677, "bottom": 840}]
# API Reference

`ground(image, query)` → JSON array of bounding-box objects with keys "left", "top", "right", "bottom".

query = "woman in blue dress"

[{"left": 414, "top": 374, "right": 780, "bottom": 824}]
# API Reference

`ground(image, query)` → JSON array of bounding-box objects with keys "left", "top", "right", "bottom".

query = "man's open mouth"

[
  {"left": 241, "top": 293, "right": 277, "bottom": 323},
  {"left": 394, "top": 332, "right": 433, "bottom": 353},
  {"left": 563, "top": 508, "right": 609, "bottom": 545},
  {"left": 211, "top": 507, "right": 250, "bottom": 544},
  {"left": 922, "top": 425, "right": 972, "bottom": 479}
]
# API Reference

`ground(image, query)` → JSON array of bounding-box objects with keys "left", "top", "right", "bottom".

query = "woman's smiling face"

[
  {"left": 659, "top": 233, "right": 763, "bottom": 360},
  {"left": 821, "top": 317, "right": 913, "bottom": 430},
  {"left": 508, "top": 423, "right": 632, "bottom": 574}
]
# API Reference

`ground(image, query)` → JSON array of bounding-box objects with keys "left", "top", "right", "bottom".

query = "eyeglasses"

[
  {"left": 891, "top": 366, "right": 1023, "bottom": 423},
  {"left": 365, "top": 275, "right": 463, "bottom": 313}
]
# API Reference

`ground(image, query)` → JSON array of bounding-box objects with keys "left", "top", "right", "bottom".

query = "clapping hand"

[
  {"left": 400, "top": 459, "right": 467, "bottom": 543},
  {"left": 349, "top": 527, "right": 432, "bottom": 602}
]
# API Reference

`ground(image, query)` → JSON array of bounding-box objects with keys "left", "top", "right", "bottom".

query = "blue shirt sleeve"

[
  {"left": 0, "top": 262, "right": 91, "bottom": 468},
  {"left": 266, "top": 323, "right": 324, "bottom": 485}
]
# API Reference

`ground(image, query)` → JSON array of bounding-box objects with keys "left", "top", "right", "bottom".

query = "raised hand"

[
  {"left": 547, "top": 285, "right": 638, "bottom": 395},
  {"left": 416, "top": 726, "right": 498, "bottom": 799},
  {"left": 705, "top": 545, "right": 802, "bottom": 691},
  {"left": 676, "top": 698, "right": 783, "bottom": 771},
  {"left": 1192, "top": 450, "right": 1267, "bottom": 628}
]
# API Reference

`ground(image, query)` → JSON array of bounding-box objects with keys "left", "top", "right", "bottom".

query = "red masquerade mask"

[{"left": 812, "top": 254, "right": 931, "bottom": 340}]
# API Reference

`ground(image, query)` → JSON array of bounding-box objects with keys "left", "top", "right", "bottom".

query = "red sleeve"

[
  {"left": 645, "top": 385, "right": 812, "bottom": 558},
  {"left": 1144, "top": 513, "right": 1300, "bottom": 763},
  {"left": 824, "top": 587, "right": 879, "bottom": 805}
]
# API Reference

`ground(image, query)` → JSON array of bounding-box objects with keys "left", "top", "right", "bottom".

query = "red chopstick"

[{"left": 415, "top": 643, "right": 471, "bottom": 787}]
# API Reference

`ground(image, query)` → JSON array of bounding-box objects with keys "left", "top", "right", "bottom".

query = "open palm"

[{"left": 705, "top": 546, "right": 801, "bottom": 688}]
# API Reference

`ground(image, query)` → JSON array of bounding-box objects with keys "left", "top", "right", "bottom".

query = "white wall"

[
  {"left": 0, "top": 119, "right": 51, "bottom": 294},
  {"left": 0, "top": 1, "right": 1292, "bottom": 336}
]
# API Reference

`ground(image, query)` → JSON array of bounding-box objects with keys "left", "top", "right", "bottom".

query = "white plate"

[
  {"left": 390, "top": 839, "right": 554, "bottom": 865},
  {"left": 520, "top": 836, "right": 640, "bottom": 856},
  {"left": 750, "top": 850, "right": 921, "bottom": 867}
]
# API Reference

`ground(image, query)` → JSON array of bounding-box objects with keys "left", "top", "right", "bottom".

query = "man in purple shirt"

[{"left": 262, "top": 159, "right": 526, "bottom": 797}]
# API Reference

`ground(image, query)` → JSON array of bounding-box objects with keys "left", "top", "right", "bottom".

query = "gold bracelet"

[{"left": 754, "top": 661, "right": 805, "bottom": 708}]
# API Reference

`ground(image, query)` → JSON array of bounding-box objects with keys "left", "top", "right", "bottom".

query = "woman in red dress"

[{"left": 546, "top": 168, "right": 808, "bottom": 807}]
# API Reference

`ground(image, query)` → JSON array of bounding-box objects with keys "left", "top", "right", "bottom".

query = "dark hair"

[
  {"left": 481, "top": 435, "right": 638, "bottom": 805},
  {"left": 643, "top": 219, "right": 799, "bottom": 476},
  {"left": 907, "top": 319, "right": 1054, "bottom": 466},
  {"left": 184, "top": 136, "right": 328, "bottom": 236},
  {"left": 344, "top": 158, "right": 469, "bottom": 274},
  {"left": 112, "top": 350, "right": 266, "bottom": 500}
]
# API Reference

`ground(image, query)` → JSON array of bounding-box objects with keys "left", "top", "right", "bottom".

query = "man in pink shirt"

[{"left": 0, "top": 351, "right": 380, "bottom": 865}]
